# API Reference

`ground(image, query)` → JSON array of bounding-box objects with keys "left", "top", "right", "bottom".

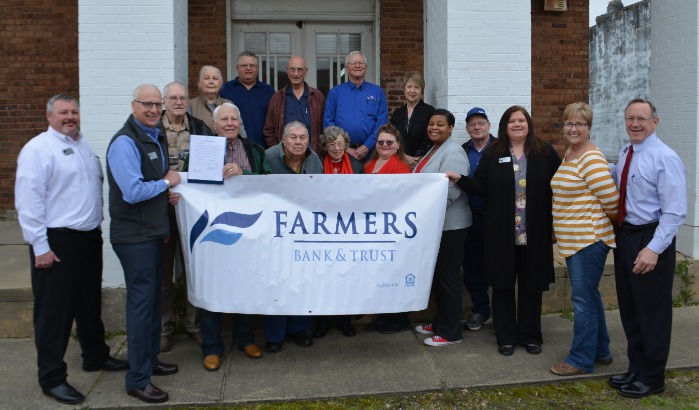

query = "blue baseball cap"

[{"left": 466, "top": 107, "right": 488, "bottom": 122}]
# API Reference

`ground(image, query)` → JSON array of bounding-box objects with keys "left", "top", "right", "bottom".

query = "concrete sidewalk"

[{"left": 0, "top": 306, "right": 697, "bottom": 409}]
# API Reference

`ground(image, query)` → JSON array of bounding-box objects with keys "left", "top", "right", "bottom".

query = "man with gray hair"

[
  {"left": 16, "top": 94, "right": 128, "bottom": 405},
  {"left": 158, "top": 81, "right": 214, "bottom": 352},
  {"left": 323, "top": 50, "right": 388, "bottom": 161},
  {"left": 263, "top": 121, "right": 321, "bottom": 352}
]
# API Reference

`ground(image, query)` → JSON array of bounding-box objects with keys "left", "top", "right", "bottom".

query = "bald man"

[
  {"left": 107, "top": 84, "right": 182, "bottom": 404},
  {"left": 263, "top": 56, "right": 325, "bottom": 151}
]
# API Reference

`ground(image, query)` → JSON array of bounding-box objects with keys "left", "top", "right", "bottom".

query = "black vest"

[{"left": 107, "top": 115, "right": 169, "bottom": 244}]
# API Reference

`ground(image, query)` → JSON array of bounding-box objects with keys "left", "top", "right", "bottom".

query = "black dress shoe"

[
  {"left": 378, "top": 319, "right": 412, "bottom": 334},
  {"left": 289, "top": 332, "right": 314, "bottom": 347},
  {"left": 127, "top": 383, "right": 169, "bottom": 403},
  {"left": 83, "top": 356, "right": 130, "bottom": 372},
  {"left": 609, "top": 372, "right": 637, "bottom": 389},
  {"left": 42, "top": 382, "right": 85, "bottom": 405},
  {"left": 337, "top": 323, "right": 357, "bottom": 337},
  {"left": 525, "top": 344, "right": 542, "bottom": 354},
  {"left": 618, "top": 380, "right": 665, "bottom": 398},
  {"left": 498, "top": 345, "right": 514, "bottom": 356},
  {"left": 312, "top": 323, "right": 333, "bottom": 339},
  {"left": 152, "top": 361, "right": 178, "bottom": 376},
  {"left": 265, "top": 341, "right": 283, "bottom": 353}
]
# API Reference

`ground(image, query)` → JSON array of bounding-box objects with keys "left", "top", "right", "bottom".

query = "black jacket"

[
  {"left": 390, "top": 100, "right": 435, "bottom": 157},
  {"left": 456, "top": 143, "right": 561, "bottom": 291}
]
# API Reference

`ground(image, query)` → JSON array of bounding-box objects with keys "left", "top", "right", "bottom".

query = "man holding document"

[{"left": 189, "top": 102, "right": 271, "bottom": 371}]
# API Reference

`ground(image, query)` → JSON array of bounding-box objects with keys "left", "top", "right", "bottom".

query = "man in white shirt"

[{"left": 15, "top": 94, "right": 128, "bottom": 406}]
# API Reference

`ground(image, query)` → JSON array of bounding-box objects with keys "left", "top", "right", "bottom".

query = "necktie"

[{"left": 617, "top": 145, "right": 633, "bottom": 226}]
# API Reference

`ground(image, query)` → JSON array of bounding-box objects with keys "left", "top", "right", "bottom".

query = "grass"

[{"left": 177, "top": 370, "right": 699, "bottom": 409}]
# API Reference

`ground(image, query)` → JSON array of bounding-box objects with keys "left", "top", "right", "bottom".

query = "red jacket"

[{"left": 263, "top": 83, "right": 325, "bottom": 152}]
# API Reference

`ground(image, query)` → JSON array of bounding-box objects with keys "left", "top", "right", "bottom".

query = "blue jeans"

[
  {"left": 565, "top": 241, "right": 612, "bottom": 372},
  {"left": 200, "top": 312, "right": 255, "bottom": 356},
  {"left": 263, "top": 316, "right": 312, "bottom": 342}
]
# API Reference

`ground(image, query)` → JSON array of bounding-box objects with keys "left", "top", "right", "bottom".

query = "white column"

[
  {"left": 78, "top": 0, "right": 188, "bottom": 286},
  {"left": 650, "top": 0, "right": 699, "bottom": 257},
  {"left": 424, "top": 0, "right": 531, "bottom": 142}
]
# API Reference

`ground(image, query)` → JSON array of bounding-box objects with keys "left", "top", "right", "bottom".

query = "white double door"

[{"left": 231, "top": 21, "right": 374, "bottom": 95}]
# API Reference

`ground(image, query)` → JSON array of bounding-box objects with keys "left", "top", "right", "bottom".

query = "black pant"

[
  {"left": 614, "top": 227, "right": 675, "bottom": 387},
  {"left": 31, "top": 228, "right": 109, "bottom": 389},
  {"left": 492, "top": 246, "right": 543, "bottom": 346},
  {"left": 432, "top": 228, "right": 467, "bottom": 341}
]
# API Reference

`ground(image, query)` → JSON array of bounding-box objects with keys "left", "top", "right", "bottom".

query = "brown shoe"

[
  {"left": 550, "top": 362, "right": 586, "bottom": 376},
  {"left": 203, "top": 355, "right": 221, "bottom": 371},
  {"left": 160, "top": 336, "right": 172, "bottom": 353},
  {"left": 189, "top": 331, "right": 203, "bottom": 346},
  {"left": 240, "top": 344, "right": 263, "bottom": 359}
]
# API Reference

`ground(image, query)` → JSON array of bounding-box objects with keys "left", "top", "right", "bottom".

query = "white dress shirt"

[{"left": 15, "top": 126, "right": 103, "bottom": 256}]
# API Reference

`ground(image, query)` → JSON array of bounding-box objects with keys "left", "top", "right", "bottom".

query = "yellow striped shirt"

[{"left": 551, "top": 148, "right": 619, "bottom": 258}]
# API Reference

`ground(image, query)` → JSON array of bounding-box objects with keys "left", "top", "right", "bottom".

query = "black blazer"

[
  {"left": 457, "top": 143, "right": 561, "bottom": 291},
  {"left": 390, "top": 100, "right": 435, "bottom": 157}
]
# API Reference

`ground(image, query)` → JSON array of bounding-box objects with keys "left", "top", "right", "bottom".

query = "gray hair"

[
  {"left": 47, "top": 94, "right": 79, "bottom": 114},
  {"left": 163, "top": 81, "right": 188, "bottom": 98},
  {"left": 132, "top": 83, "right": 160, "bottom": 100},
  {"left": 237, "top": 51, "right": 258, "bottom": 64},
  {"left": 319, "top": 126, "right": 349, "bottom": 153},
  {"left": 625, "top": 98, "right": 658, "bottom": 117},
  {"left": 283, "top": 121, "right": 309, "bottom": 138},
  {"left": 199, "top": 65, "right": 223, "bottom": 81},
  {"left": 345, "top": 51, "right": 367, "bottom": 65},
  {"left": 213, "top": 102, "right": 241, "bottom": 122}
]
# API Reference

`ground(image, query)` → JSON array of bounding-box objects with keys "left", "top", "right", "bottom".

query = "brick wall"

[
  {"left": 0, "top": 1, "right": 79, "bottom": 214},
  {"left": 188, "top": 0, "right": 228, "bottom": 97},
  {"left": 379, "top": 0, "right": 425, "bottom": 115},
  {"left": 531, "top": 0, "right": 589, "bottom": 155}
]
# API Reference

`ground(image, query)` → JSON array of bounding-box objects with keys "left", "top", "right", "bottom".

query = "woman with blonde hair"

[{"left": 549, "top": 102, "right": 618, "bottom": 376}]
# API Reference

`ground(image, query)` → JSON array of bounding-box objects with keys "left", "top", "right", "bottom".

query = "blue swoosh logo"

[
  {"left": 190, "top": 210, "right": 209, "bottom": 251},
  {"left": 200, "top": 229, "right": 243, "bottom": 246},
  {"left": 210, "top": 211, "right": 262, "bottom": 228}
]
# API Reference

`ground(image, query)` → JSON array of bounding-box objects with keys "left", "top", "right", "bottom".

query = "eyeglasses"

[
  {"left": 134, "top": 100, "right": 163, "bottom": 110},
  {"left": 287, "top": 67, "right": 307, "bottom": 73},
  {"left": 327, "top": 142, "right": 345, "bottom": 150},
  {"left": 346, "top": 61, "right": 367, "bottom": 67},
  {"left": 166, "top": 96, "right": 188, "bottom": 102},
  {"left": 376, "top": 140, "right": 396, "bottom": 147},
  {"left": 563, "top": 122, "right": 588, "bottom": 129},
  {"left": 467, "top": 121, "right": 488, "bottom": 128},
  {"left": 238, "top": 64, "right": 258, "bottom": 69},
  {"left": 625, "top": 116, "right": 654, "bottom": 124}
]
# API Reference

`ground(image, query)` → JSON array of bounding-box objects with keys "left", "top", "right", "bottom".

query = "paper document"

[{"left": 187, "top": 134, "right": 225, "bottom": 184}]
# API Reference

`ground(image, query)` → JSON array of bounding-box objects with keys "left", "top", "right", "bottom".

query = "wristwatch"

[{"left": 163, "top": 179, "right": 171, "bottom": 187}]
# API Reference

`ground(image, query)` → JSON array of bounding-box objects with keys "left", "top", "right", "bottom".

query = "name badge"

[
  {"left": 63, "top": 148, "right": 74, "bottom": 155},
  {"left": 499, "top": 156, "right": 511, "bottom": 163},
  {"left": 148, "top": 151, "right": 159, "bottom": 160}
]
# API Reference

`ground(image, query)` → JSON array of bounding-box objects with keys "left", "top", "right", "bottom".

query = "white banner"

[{"left": 172, "top": 173, "right": 447, "bottom": 315}]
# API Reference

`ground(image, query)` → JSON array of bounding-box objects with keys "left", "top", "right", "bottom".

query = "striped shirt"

[{"left": 551, "top": 148, "right": 619, "bottom": 258}]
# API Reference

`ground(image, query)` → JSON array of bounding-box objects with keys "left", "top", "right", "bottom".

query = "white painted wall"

[
  {"left": 650, "top": 0, "right": 699, "bottom": 257},
  {"left": 424, "top": 0, "right": 531, "bottom": 144},
  {"left": 78, "top": 0, "right": 189, "bottom": 287}
]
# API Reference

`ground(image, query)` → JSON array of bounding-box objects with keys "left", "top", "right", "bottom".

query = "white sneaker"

[
  {"left": 423, "top": 336, "right": 463, "bottom": 346},
  {"left": 414, "top": 324, "right": 434, "bottom": 335}
]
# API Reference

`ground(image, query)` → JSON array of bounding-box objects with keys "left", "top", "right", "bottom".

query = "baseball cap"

[{"left": 466, "top": 107, "right": 488, "bottom": 123}]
